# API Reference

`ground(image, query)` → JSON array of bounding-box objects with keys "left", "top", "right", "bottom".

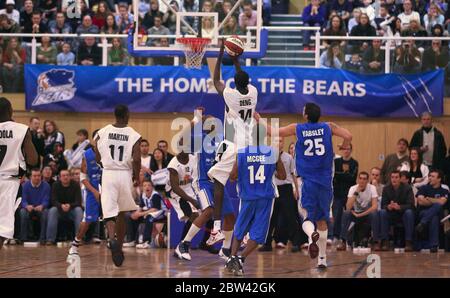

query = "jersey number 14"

[{"left": 248, "top": 165, "right": 266, "bottom": 184}]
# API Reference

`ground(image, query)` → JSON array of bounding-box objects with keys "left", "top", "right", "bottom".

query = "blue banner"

[{"left": 25, "top": 64, "right": 444, "bottom": 118}]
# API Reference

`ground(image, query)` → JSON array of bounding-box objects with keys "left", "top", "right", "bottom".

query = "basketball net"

[{"left": 177, "top": 37, "right": 211, "bottom": 69}]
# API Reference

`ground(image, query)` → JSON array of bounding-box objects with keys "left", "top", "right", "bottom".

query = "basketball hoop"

[{"left": 177, "top": 37, "right": 211, "bottom": 69}]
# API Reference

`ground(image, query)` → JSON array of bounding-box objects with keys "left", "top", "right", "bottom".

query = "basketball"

[{"left": 224, "top": 36, "right": 244, "bottom": 56}]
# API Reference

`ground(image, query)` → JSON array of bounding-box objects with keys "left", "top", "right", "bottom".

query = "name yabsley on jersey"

[
  {"left": 302, "top": 128, "right": 324, "bottom": 138},
  {"left": 0, "top": 130, "right": 13, "bottom": 138},
  {"left": 108, "top": 133, "right": 129, "bottom": 141}
]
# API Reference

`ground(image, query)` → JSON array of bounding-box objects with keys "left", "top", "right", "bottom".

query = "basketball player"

[
  {"left": 255, "top": 103, "right": 352, "bottom": 269},
  {"left": 225, "top": 138, "right": 286, "bottom": 276},
  {"left": 0, "top": 97, "right": 38, "bottom": 249},
  {"left": 69, "top": 129, "right": 102, "bottom": 256},
  {"left": 94, "top": 105, "right": 141, "bottom": 267},
  {"left": 208, "top": 40, "right": 258, "bottom": 244},
  {"left": 174, "top": 109, "right": 236, "bottom": 261}
]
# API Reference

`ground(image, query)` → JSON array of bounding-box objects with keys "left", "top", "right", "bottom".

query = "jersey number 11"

[{"left": 109, "top": 145, "right": 124, "bottom": 161}]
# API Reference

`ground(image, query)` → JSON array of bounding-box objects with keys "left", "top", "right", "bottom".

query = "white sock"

[
  {"left": 302, "top": 220, "right": 315, "bottom": 243},
  {"left": 213, "top": 220, "right": 222, "bottom": 232},
  {"left": 183, "top": 224, "right": 201, "bottom": 242},
  {"left": 318, "top": 229, "right": 328, "bottom": 258},
  {"left": 222, "top": 230, "right": 233, "bottom": 249}
]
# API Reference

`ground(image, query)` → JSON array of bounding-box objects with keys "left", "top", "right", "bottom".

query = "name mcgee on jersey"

[
  {"left": 247, "top": 155, "right": 266, "bottom": 163},
  {"left": 0, "top": 130, "right": 13, "bottom": 138},
  {"left": 302, "top": 128, "right": 325, "bottom": 138},
  {"left": 108, "top": 133, "right": 129, "bottom": 141}
]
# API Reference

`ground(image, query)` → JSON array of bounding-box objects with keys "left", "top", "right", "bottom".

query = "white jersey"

[
  {"left": 166, "top": 154, "right": 196, "bottom": 200},
  {"left": 96, "top": 124, "right": 141, "bottom": 171},
  {"left": 223, "top": 84, "right": 258, "bottom": 149},
  {"left": 0, "top": 121, "right": 28, "bottom": 178}
]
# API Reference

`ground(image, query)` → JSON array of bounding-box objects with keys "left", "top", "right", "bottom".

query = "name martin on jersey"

[
  {"left": 302, "top": 128, "right": 325, "bottom": 138},
  {"left": 108, "top": 133, "right": 129, "bottom": 141},
  {"left": 0, "top": 130, "right": 13, "bottom": 138}
]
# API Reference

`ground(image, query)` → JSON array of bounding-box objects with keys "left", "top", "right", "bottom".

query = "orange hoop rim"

[{"left": 177, "top": 37, "right": 211, "bottom": 51}]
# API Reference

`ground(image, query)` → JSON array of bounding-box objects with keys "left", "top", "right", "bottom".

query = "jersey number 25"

[{"left": 304, "top": 138, "right": 325, "bottom": 156}]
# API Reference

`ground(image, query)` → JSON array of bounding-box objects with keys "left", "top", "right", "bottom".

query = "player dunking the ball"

[
  {"left": 94, "top": 105, "right": 141, "bottom": 266},
  {"left": 207, "top": 40, "right": 258, "bottom": 245},
  {"left": 0, "top": 97, "right": 38, "bottom": 249},
  {"left": 256, "top": 103, "right": 352, "bottom": 269}
]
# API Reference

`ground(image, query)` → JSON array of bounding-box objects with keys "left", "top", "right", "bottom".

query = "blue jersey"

[
  {"left": 295, "top": 122, "right": 334, "bottom": 185},
  {"left": 237, "top": 145, "right": 277, "bottom": 200},
  {"left": 84, "top": 148, "right": 102, "bottom": 191},
  {"left": 192, "top": 126, "right": 219, "bottom": 185}
]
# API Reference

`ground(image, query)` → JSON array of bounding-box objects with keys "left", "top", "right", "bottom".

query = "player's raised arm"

[
  {"left": 22, "top": 129, "right": 38, "bottom": 167},
  {"left": 254, "top": 112, "right": 297, "bottom": 138},
  {"left": 328, "top": 122, "right": 352, "bottom": 149},
  {"left": 230, "top": 55, "right": 242, "bottom": 73},
  {"left": 213, "top": 40, "right": 225, "bottom": 96},
  {"left": 132, "top": 138, "right": 142, "bottom": 185}
]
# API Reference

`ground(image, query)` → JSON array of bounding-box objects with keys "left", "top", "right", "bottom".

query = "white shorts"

[
  {"left": 168, "top": 189, "right": 212, "bottom": 221},
  {"left": 0, "top": 178, "right": 21, "bottom": 239},
  {"left": 207, "top": 140, "right": 237, "bottom": 186},
  {"left": 101, "top": 169, "right": 138, "bottom": 219}
]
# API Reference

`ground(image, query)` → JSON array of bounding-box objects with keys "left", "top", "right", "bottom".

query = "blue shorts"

[
  {"left": 83, "top": 192, "right": 100, "bottom": 223},
  {"left": 299, "top": 178, "right": 333, "bottom": 222},
  {"left": 234, "top": 198, "right": 274, "bottom": 244},
  {"left": 194, "top": 181, "right": 234, "bottom": 216}
]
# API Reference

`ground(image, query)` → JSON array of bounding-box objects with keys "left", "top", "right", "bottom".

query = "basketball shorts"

[
  {"left": 83, "top": 191, "right": 101, "bottom": 223},
  {"left": 298, "top": 178, "right": 333, "bottom": 222},
  {"left": 193, "top": 181, "right": 234, "bottom": 216},
  {"left": 207, "top": 139, "right": 237, "bottom": 186},
  {"left": 0, "top": 178, "right": 21, "bottom": 239},
  {"left": 234, "top": 198, "right": 274, "bottom": 244},
  {"left": 101, "top": 169, "right": 138, "bottom": 219}
]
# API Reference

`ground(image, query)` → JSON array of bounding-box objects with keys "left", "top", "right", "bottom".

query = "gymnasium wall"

[{"left": 7, "top": 94, "right": 450, "bottom": 173}]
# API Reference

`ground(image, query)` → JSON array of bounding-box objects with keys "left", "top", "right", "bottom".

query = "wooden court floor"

[{"left": 1, "top": 244, "right": 450, "bottom": 278}]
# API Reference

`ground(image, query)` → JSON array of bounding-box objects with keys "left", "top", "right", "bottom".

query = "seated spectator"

[
  {"left": 115, "top": 3, "right": 134, "bottom": 33},
  {"left": 301, "top": 0, "right": 327, "bottom": 50},
  {"left": 323, "top": 15, "right": 347, "bottom": 49},
  {"left": 376, "top": 171, "right": 415, "bottom": 251},
  {"left": 76, "top": 14, "right": 100, "bottom": 35},
  {"left": 0, "top": 0, "right": 20, "bottom": 24},
  {"left": 142, "top": 0, "right": 163, "bottom": 30},
  {"left": 0, "top": 14, "right": 20, "bottom": 43},
  {"left": 158, "top": 139, "right": 174, "bottom": 163},
  {"left": 138, "top": 0, "right": 151, "bottom": 19},
  {"left": 201, "top": 16, "right": 214, "bottom": 39},
  {"left": 319, "top": 42, "right": 343, "bottom": 68},
  {"left": 401, "top": 19, "right": 428, "bottom": 49},
  {"left": 397, "top": 0, "right": 421, "bottom": 30},
  {"left": 362, "top": 39, "right": 385, "bottom": 74},
  {"left": 20, "top": 0, "right": 34, "bottom": 30},
  {"left": 42, "top": 165, "right": 56, "bottom": 187},
  {"left": 29, "top": 117, "right": 45, "bottom": 167},
  {"left": 384, "top": 0, "right": 400, "bottom": 17},
  {"left": 381, "top": 138, "right": 410, "bottom": 184},
  {"left": 415, "top": 170, "right": 449, "bottom": 252},
  {"left": 36, "top": 36, "right": 57, "bottom": 65},
  {"left": 337, "top": 172, "right": 378, "bottom": 250},
  {"left": 150, "top": 148, "right": 169, "bottom": 193},
  {"left": 222, "top": 0, "right": 239, "bottom": 21},
  {"left": 375, "top": 5, "right": 394, "bottom": 36},
  {"left": 349, "top": 13, "right": 376, "bottom": 52},
  {"left": 412, "top": 0, "right": 427, "bottom": 16},
  {"left": 422, "top": 39, "right": 449, "bottom": 71},
  {"left": 77, "top": 37, "right": 102, "bottom": 66},
  {"left": 393, "top": 40, "right": 422, "bottom": 74},
  {"left": 423, "top": 3, "right": 444, "bottom": 34},
  {"left": 46, "top": 170, "right": 83, "bottom": 245},
  {"left": 57, "top": 42, "right": 76, "bottom": 65},
  {"left": 202, "top": 0, "right": 213, "bottom": 12},
  {"left": 400, "top": 147, "right": 430, "bottom": 189},
  {"left": 162, "top": 0, "right": 178, "bottom": 33},
  {"left": 221, "top": 16, "right": 242, "bottom": 35},
  {"left": 124, "top": 180, "right": 168, "bottom": 248},
  {"left": 64, "top": 129, "right": 91, "bottom": 169},
  {"left": 92, "top": 1, "right": 110, "bottom": 29},
  {"left": 151, "top": 38, "right": 174, "bottom": 65},
  {"left": 48, "top": 12, "right": 72, "bottom": 51},
  {"left": 101, "top": 13, "right": 120, "bottom": 34},
  {"left": 43, "top": 142, "right": 68, "bottom": 173},
  {"left": 114, "top": 0, "right": 133, "bottom": 13},
  {"left": 360, "top": 0, "right": 375, "bottom": 21},
  {"left": 39, "top": 0, "right": 58, "bottom": 23},
  {"left": 43, "top": 120, "right": 65, "bottom": 155},
  {"left": 23, "top": 10, "right": 48, "bottom": 42},
  {"left": 140, "top": 139, "right": 152, "bottom": 181},
  {"left": 147, "top": 15, "right": 170, "bottom": 46},
  {"left": 348, "top": 8, "right": 361, "bottom": 32},
  {"left": 1, "top": 37, "right": 25, "bottom": 92},
  {"left": 430, "top": 24, "right": 447, "bottom": 47},
  {"left": 108, "top": 37, "right": 129, "bottom": 65},
  {"left": 20, "top": 168, "right": 50, "bottom": 243},
  {"left": 180, "top": 0, "right": 199, "bottom": 33},
  {"left": 239, "top": 1, "right": 258, "bottom": 32},
  {"left": 330, "top": 0, "right": 353, "bottom": 24},
  {"left": 343, "top": 48, "right": 362, "bottom": 72},
  {"left": 70, "top": 167, "right": 82, "bottom": 186},
  {"left": 370, "top": 166, "right": 384, "bottom": 209}
]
